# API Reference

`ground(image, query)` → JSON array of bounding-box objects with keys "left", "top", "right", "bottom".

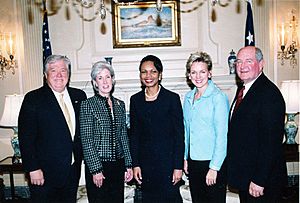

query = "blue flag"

[
  {"left": 42, "top": 2, "right": 52, "bottom": 63},
  {"left": 245, "top": 0, "right": 255, "bottom": 46}
]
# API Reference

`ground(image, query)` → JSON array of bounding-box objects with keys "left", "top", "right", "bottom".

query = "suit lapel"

[
  {"left": 89, "top": 96, "right": 124, "bottom": 128},
  {"left": 43, "top": 85, "right": 72, "bottom": 138},
  {"left": 243, "top": 73, "right": 266, "bottom": 101},
  {"left": 230, "top": 74, "right": 266, "bottom": 121},
  {"left": 43, "top": 85, "right": 64, "bottom": 116},
  {"left": 68, "top": 87, "right": 80, "bottom": 117},
  {"left": 90, "top": 96, "right": 110, "bottom": 122},
  {"left": 112, "top": 97, "right": 122, "bottom": 116}
]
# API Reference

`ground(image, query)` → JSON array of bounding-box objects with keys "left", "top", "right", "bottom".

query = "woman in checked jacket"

[{"left": 80, "top": 61, "right": 133, "bottom": 203}]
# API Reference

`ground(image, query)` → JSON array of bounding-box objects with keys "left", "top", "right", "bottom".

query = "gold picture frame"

[{"left": 112, "top": 0, "right": 181, "bottom": 48}]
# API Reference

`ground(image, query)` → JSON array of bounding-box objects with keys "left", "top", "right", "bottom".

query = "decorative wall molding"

[
  {"left": 18, "top": 0, "right": 43, "bottom": 92},
  {"left": 253, "top": 0, "right": 274, "bottom": 82},
  {"left": 61, "top": 1, "right": 244, "bottom": 82}
]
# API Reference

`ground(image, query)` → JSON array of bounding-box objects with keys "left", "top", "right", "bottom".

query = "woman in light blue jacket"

[{"left": 183, "top": 51, "right": 229, "bottom": 203}]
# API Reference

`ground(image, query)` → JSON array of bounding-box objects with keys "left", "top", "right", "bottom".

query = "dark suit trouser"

[
  {"left": 188, "top": 159, "right": 227, "bottom": 203},
  {"left": 85, "top": 159, "right": 125, "bottom": 203},
  {"left": 29, "top": 164, "right": 80, "bottom": 203},
  {"left": 142, "top": 192, "right": 183, "bottom": 203},
  {"left": 239, "top": 187, "right": 283, "bottom": 203}
]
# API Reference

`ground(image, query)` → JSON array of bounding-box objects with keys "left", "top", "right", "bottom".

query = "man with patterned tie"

[
  {"left": 227, "top": 46, "right": 287, "bottom": 203},
  {"left": 18, "top": 55, "right": 87, "bottom": 203}
]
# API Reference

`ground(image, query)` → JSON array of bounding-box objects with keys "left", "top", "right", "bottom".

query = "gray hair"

[
  {"left": 44, "top": 55, "right": 71, "bottom": 74},
  {"left": 185, "top": 51, "right": 212, "bottom": 78},
  {"left": 91, "top": 61, "right": 115, "bottom": 92},
  {"left": 237, "top": 46, "right": 264, "bottom": 62},
  {"left": 255, "top": 47, "right": 264, "bottom": 62}
]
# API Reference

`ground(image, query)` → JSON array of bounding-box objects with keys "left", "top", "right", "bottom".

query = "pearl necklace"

[{"left": 145, "top": 86, "right": 161, "bottom": 100}]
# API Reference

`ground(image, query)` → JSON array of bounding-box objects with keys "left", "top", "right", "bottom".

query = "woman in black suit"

[
  {"left": 130, "top": 55, "right": 184, "bottom": 203},
  {"left": 80, "top": 61, "right": 133, "bottom": 203}
]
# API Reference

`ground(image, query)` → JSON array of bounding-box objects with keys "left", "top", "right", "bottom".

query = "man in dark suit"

[
  {"left": 227, "top": 46, "right": 287, "bottom": 202},
  {"left": 18, "top": 55, "right": 87, "bottom": 203}
]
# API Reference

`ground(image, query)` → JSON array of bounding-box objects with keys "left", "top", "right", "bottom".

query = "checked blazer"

[{"left": 80, "top": 94, "right": 132, "bottom": 175}]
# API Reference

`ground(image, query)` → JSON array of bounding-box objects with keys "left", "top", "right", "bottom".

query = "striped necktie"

[{"left": 233, "top": 86, "right": 245, "bottom": 113}]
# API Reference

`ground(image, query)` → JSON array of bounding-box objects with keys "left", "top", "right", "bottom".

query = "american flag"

[
  {"left": 42, "top": 1, "right": 52, "bottom": 63},
  {"left": 245, "top": 0, "right": 255, "bottom": 46}
]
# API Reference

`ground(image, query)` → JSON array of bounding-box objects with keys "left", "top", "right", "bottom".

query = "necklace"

[{"left": 145, "top": 86, "right": 161, "bottom": 99}]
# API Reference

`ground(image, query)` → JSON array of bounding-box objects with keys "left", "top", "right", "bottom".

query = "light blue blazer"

[{"left": 183, "top": 80, "right": 229, "bottom": 171}]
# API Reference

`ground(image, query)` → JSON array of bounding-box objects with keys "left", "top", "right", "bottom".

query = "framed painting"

[{"left": 112, "top": 0, "right": 181, "bottom": 48}]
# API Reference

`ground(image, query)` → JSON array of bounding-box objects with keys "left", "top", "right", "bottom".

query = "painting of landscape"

[
  {"left": 120, "top": 7, "right": 172, "bottom": 39},
  {"left": 112, "top": 1, "right": 181, "bottom": 48}
]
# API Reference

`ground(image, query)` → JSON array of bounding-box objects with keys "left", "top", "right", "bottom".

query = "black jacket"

[
  {"left": 18, "top": 85, "right": 87, "bottom": 187},
  {"left": 227, "top": 73, "right": 286, "bottom": 191}
]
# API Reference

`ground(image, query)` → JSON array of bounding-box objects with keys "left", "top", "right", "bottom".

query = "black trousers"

[
  {"left": 142, "top": 191, "right": 183, "bottom": 203},
  {"left": 142, "top": 193, "right": 182, "bottom": 203},
  {"left": 85, "top": 159, "right": 125, "bottom": 203},
  {"left": 188, "top": 159, "right": 227, "bottom": 203},
  {"left": 29, "top": 164, "right": 80, "bottom": 203}
]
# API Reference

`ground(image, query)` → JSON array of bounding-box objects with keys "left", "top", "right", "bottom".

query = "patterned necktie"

[
  {"left": 59, "top": 94, "right": 73, "bottom": 135},
  {"left": 233, "top": 86, "right": 245, "bottom": 113}
]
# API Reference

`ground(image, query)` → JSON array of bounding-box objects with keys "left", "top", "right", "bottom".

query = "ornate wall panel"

[{"left": 48, "top": 1, "right": 246, "bottom": 84}]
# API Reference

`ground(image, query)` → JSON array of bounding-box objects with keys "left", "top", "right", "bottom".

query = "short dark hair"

[{"left": 139, "top": 55, "right": 163, "bottom": 73}]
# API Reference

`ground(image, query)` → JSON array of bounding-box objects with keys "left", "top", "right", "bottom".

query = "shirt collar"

[
  {"left": 187, "top": 80, "right": 214, "bottom": 101},
  {"left": 243, "top": 72, "right": 262, "bottom": 97},
  {"left": 52, "top": 88, "right": 68, "bottom": 99}
]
